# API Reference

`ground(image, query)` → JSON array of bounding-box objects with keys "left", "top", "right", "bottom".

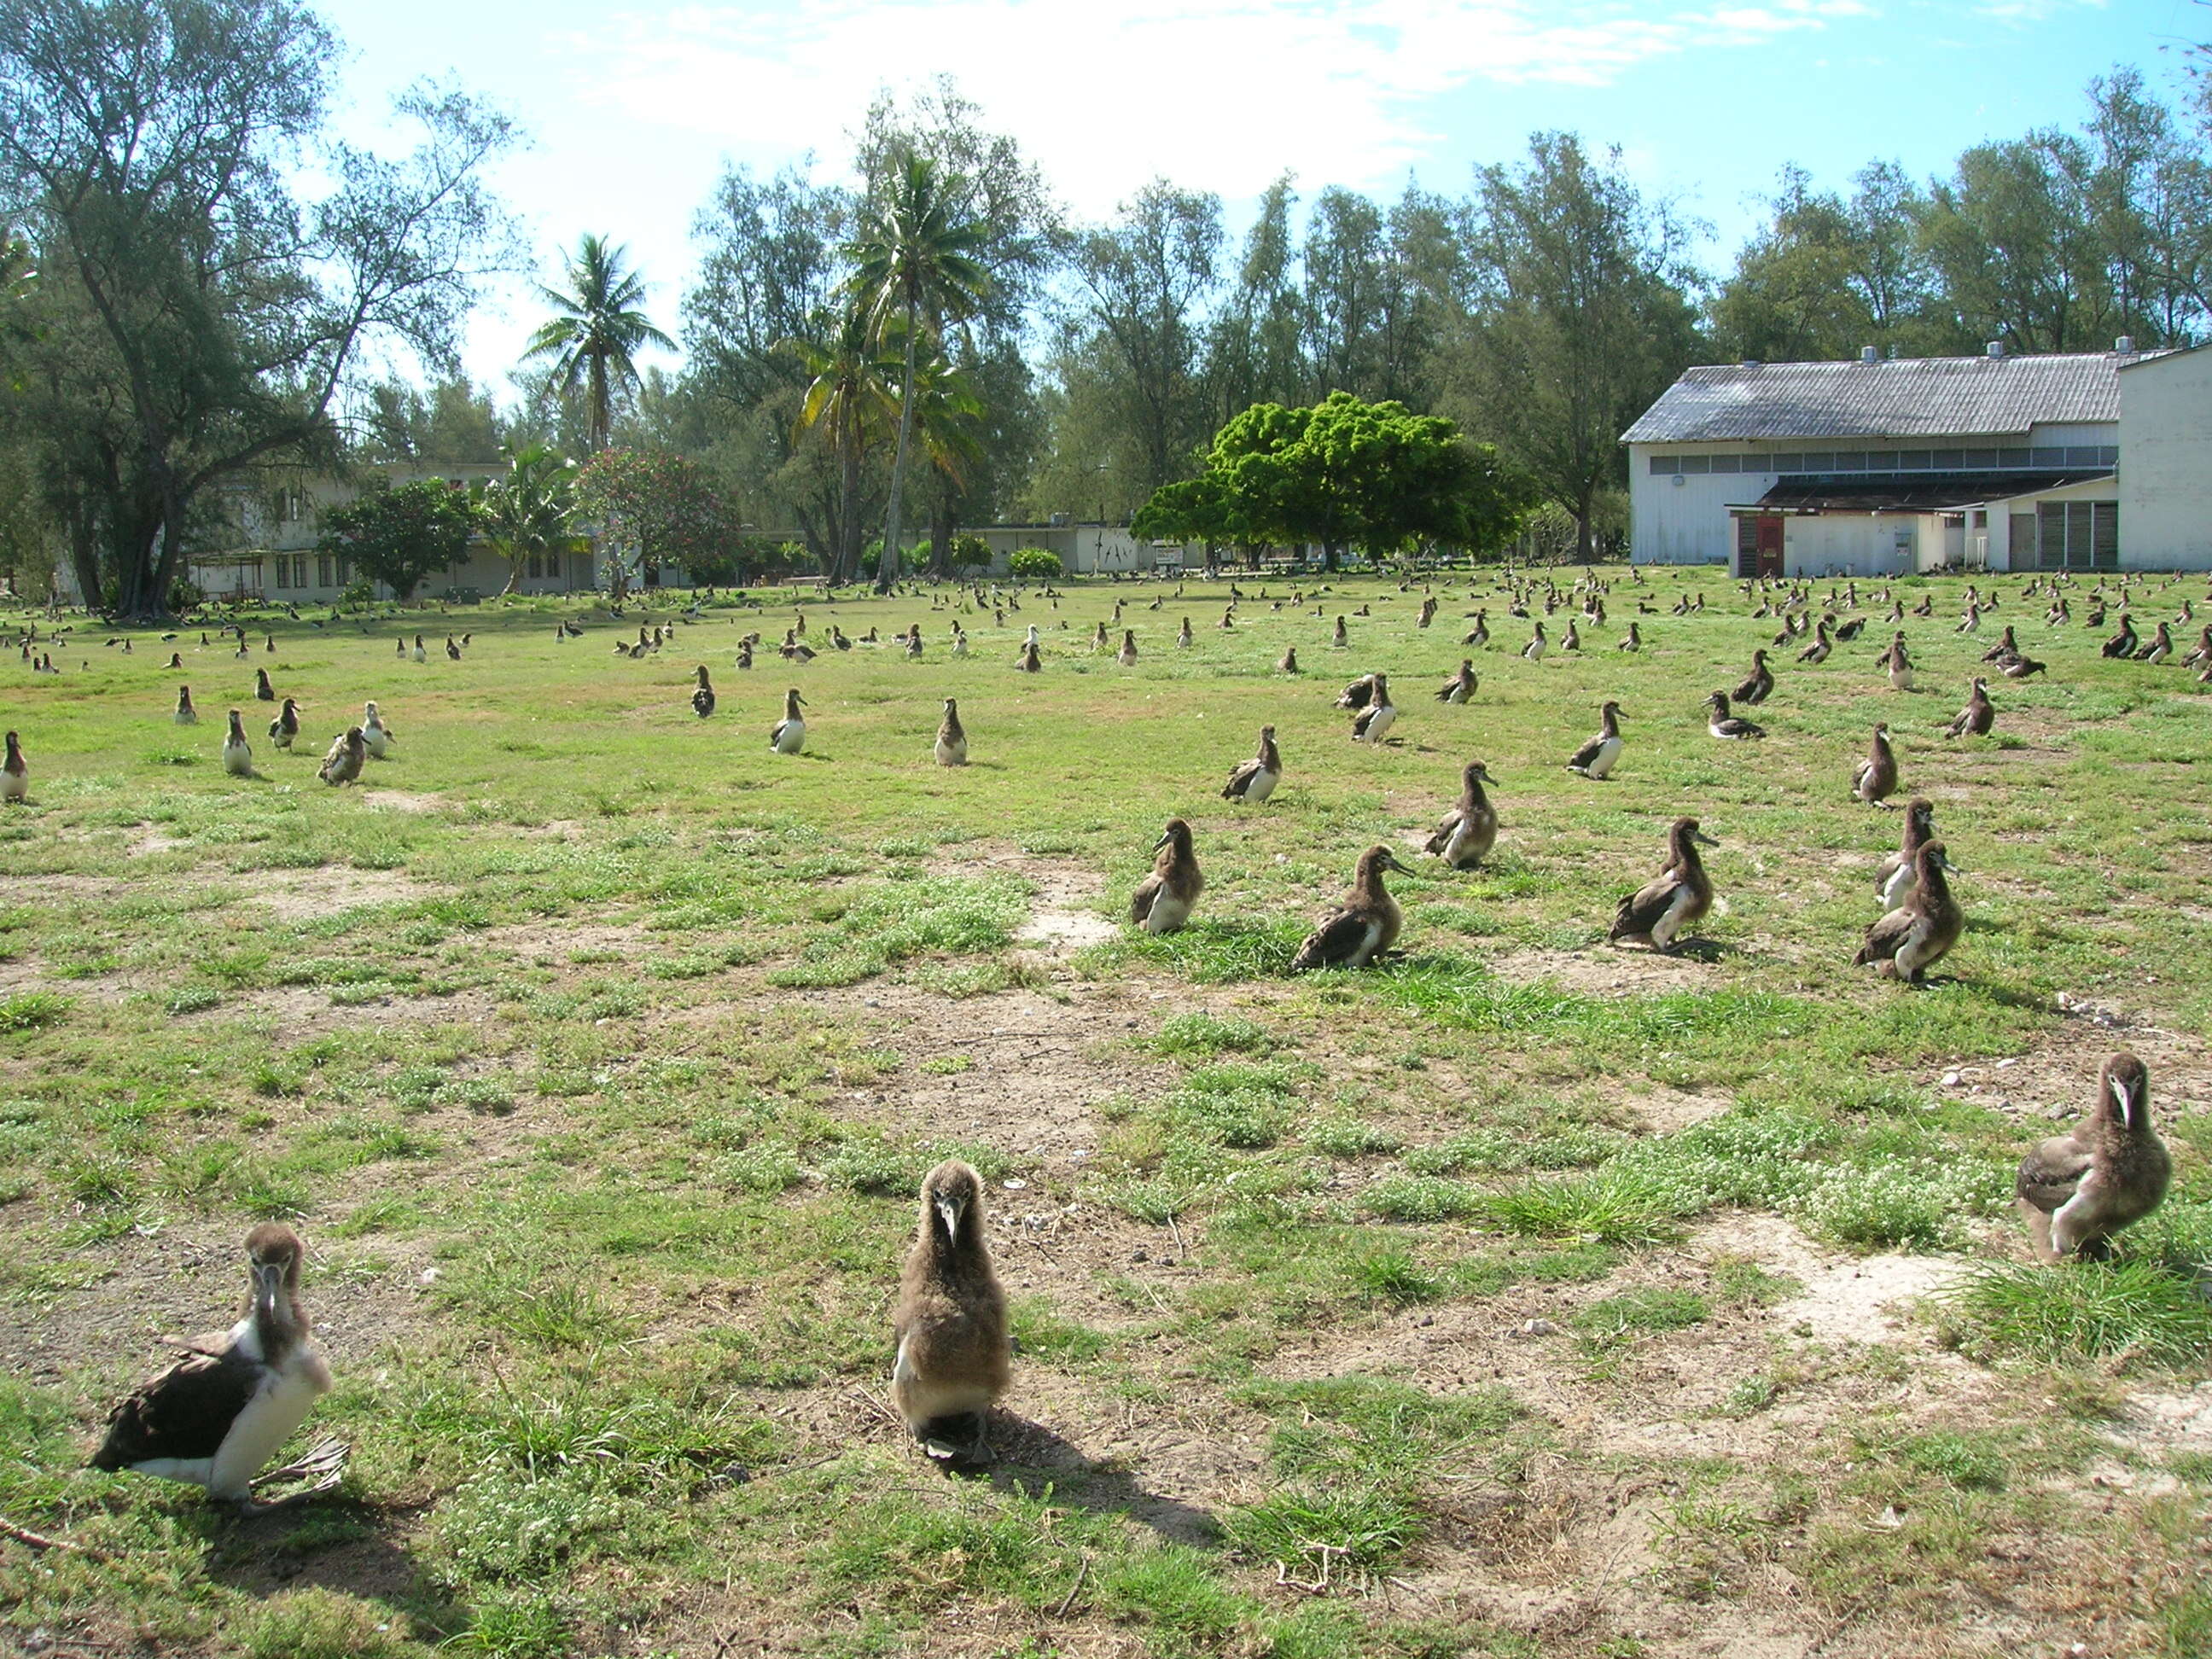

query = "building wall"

[
  {"left": 2120, "top": 347, "right": 2212, "bottom": 571},
  {"left": 1628, "top": 423, "right": 2122, "bottom": 568},
  {"left": 1780, "top": 515, "right": 1914, "bottom": 579}
]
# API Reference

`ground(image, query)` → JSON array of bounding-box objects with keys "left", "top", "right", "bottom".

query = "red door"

[{"left": 1755, "top": 515, "right": 1784, "bottom": 578}]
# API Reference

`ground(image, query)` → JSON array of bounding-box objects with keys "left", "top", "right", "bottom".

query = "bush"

[
  {"left": 949, "top": 533, "right": 992, "bottom": 574},
  {"left": 1008, "top": 546, "right": 1062, "bottom": 581}
]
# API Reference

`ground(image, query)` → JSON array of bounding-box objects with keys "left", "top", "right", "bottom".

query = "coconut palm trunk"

[{"left": 879, "top": 306, "right": 920, "bottom": 594}]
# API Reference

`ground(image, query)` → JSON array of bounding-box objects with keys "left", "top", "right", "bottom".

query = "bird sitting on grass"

[
  {"left": 90, "top": 1225, "right": 341, "bottom": 1511},
  {"left": 1609, "top": 817, "right": 1719, "bottom": 953},
  {"left": 1852, "top": 723, "right": 1898, "bottom": 803},
  {"left": 1704, "top": 691, "right": 1765, "bottom": 740},
  {"left": 690, "top": 666, "right": 716, "bottom": 719},
  {"left": 892, "top": 1161, "right": 1010, "bottom": 1466},
  {"left": 2, "top": 731, "right": 26, "bottom": 803},
  {"left": 2014, "top": 1052, "right": 2170, "bottom": 1263},
  {"left": 1425, "top": 761, "right": 1499, "bottom": 870},
  {"left": 1130, "top": 818, "right": 1202, "bottom": 934},
  {"left": 222, "top": 712, "right": 253, "bottom": 777},
  {"left": 1221, "top": 725, "right": 1281, "bottom": 803},
  {"left": 1943, "top": 677, "right": 1994, "bottom": 739},
  {"left": 1435, "top": 659, "right": 1479, "bottom": 704},
  {"left": 174, "top": 686, "right": 199, "bottom": 725},
  {"left": 1289, "top": 846, "right": 1413, "bottom": 970},
  {"left": 267, "top": 699, "right": 301, "bottom": 750},
  {"left": 317, "top": 727, "right": 366, "bottom": 787},
  {"left": 934, "top": 698, "right": 967, "bottom": 766},
  {"left": 1351, "top": 675, "right": 1397, "bottom": 744}
]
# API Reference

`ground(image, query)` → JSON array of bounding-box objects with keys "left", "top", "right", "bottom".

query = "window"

[
  {"left": 317, "top": 555, "right": 333, "bottom": 586},
  {"left": 526, "top": 551, "right": 544, "bottom": 579},
  {"left": 1801, "top": 452, "right": 1835, "bottom": 472},
  {"left": 1679, "top": 454, "right": 1709, "bottom": 474},
  {"left": 2038, "top": 500, "right": 2119, "bottom": 571},
  {"left": 1896, "top": 451, "right": 1933, "bottom": 470},
  {"left": 1963, "top": 448, "right": 1998, "bottom": 469}
]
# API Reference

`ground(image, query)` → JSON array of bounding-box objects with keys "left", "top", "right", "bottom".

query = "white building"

[
  {"left": 1623, "top": 345, "right": 2149, "bottom": 577},
  {"left": 2116, "top": 342, "right": 2212, "bottom": 570}
]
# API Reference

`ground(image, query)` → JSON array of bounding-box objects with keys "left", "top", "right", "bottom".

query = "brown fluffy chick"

[
  {"left": 891, "top": 1161, "right": 1010, "bottom": 1464},
  {"left": 2015, "top": 1052, "right": 2171, "bottom": 1263}
]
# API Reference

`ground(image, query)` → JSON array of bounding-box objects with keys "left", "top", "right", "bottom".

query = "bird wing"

[
  {"left": 1612, "top": 873, "right": 1679, "bottom": 938},
  {"left": 1129, "top": 874, "right": 1161, "bottom": 924},
  {"left": 1291, "top": 906, "right": 1372, "bottom": 970},
  {"left": 2015, "top": 1135, "right": 2093, "bottom": 1215},
  {"left": 1854, "top": 906, "right": 1916, "bottom": 964},
  {"left": 1222, "top": 760, "right": 1259, "bottom": 799},
  {"left": 1566, "top": 734, "right": 1605, "bottom": 770},
  {"left": 90, "top": 1345, "right": 257, "bottom": 1470},
  {"left": 1425, "top": 811, "right": 1464, "bottom": 855}
]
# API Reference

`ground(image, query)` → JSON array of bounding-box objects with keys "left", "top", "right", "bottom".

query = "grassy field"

[{"left": 1, "top": 565, "right": 2209, "bottom": 1659}]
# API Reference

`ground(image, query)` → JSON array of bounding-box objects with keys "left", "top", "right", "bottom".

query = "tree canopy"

[
  {"left": 317, "top": 477, "right": 476, "bottom": 600},
  {"left": 1134, "top": 392, "right": 1532, "bottom": 564},
  {"left": 573, "top": 447, "right": 737, "bottom": 595}
]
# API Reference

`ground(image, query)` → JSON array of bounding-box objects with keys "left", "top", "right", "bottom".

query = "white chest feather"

[
  {"left": 1362, "top": 706, "right": 1396, "bottom": 744},
  {"left": 1243, "top": 768, "right": 1278, "bottom": 802},
  {"left": 1144, "top": 894, "right": 1193, "bottom": 934},
  {"left": 771, "top": 719, "right": 806, "bottom": 753},
  {"left": 935, "top": 736, "right": 967, "bottom": 766},
  {"left": 1586, "top": 736, "right": 1621, "bottom": 778},
  {"left": 1649, "top": 884, "right": 1697, "bottom": 949}
]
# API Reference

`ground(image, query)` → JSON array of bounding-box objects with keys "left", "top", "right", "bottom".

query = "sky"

[{"left": 317, "top": 0, "right": 2204, "bottom": 397}]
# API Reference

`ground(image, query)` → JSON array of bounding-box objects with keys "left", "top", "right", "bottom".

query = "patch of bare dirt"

[
  {"left": 248, "top": 865, "right": 451, "bottom": 922},
  {"left": 1490, "top": 946, "right": 1714, "bottom": 996},
  {"left": 479, "top": 917, "right": 647, "bottom": 963},
  {"left": 1771, "top": 1251, "right": 1962, "bottom": 1347},
  {"left": 1012, "top": 866, "right": 1118, "bottom": 953},
  {"left": 356, "top": 789, "right": 441, "bottom": 814},
  {"left": 127, "top": 828, "right": 191, "bottom": 856}
]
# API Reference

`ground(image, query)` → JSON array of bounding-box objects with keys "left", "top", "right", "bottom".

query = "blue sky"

[{"left": 318, "top": 0, "right": 2200, "bottom": 393}]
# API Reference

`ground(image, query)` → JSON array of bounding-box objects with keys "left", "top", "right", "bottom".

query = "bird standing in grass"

[
  {"left": 1567, "top": 701, "right": 1626, "bottom": 779},
  {"left": 1879, "top": 632, "right": 1912, "bottom": 690},
  {"left": 892, "top": 1161, "right": 1010, "bottom": 1466},
  {"left": 362, "top": 702, "right": 394, "bottom": 759},
  {"left": 1610, "top": 818, "right": 1719, "bottom": 953},
  {"left": 1943, "top": 677, "right": 1994, "bottom": 739},
  {"left": 2, "top": 731, "right": 26, "bottom": 803},
  {"left": 1221, "top": 725, "right": 1282, "bottom": 803},
  {"left": 222, "top": 712, "right": 253, "bottom": 777},
  {"left": 1853, "top": 723, "right": 1899, "bottom": 803},
  {"left": 254, "top": 668, "right": 276, "bottom": 702},
  {"left": 1118, "top": 630, "right": 1138, "bottom": 666},
  {"left": 1277, "top": 644, "right": 1299, "bottom": 674},
  {"left": 91, "top": 1224, "right": 340, "bottom": 1511},
  {"left": 268, "top": 698, "right": 301, "bottom": 750},
  {"left": 317, "top": 727, "right": 366, "bottom": 787},
  {"left": 1426, "top": 761, "right": 1499, "bottom": 869},
  {"left": 174, "top": 686, "right": 198, "bottom": 725},
  {"left": 1130, "top": 818, "right": 1202, "bottom": 934},
  {"left": 1855, "top": 840, "right": 1962, "bottom": 982},
  {"left": 769, "top": 688, "right": 806, "bottom": 754},
  {"left": 1290, "top": 846, "right": 1414, "bottom": 970},
  {"left": 934, "top": 698, "right": 967, "bottom": 766},
  {"left": 690, "top": 666, "right": 716, "bottom": 719},
  {"left": 2015, "top": 1053, "right": 2169, "bottom": 1263}
]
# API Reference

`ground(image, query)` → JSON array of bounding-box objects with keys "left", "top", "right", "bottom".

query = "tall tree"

[
  {"left": 0, "top": 0, "right": 515, "bottom": 619},
  {"left": 524, "top": 235, "right": 674, "bottom": 452},
  {"left": 790, "top": 302, "right": 898, "bottom": 584},
  {"left": 1440, "top": 133, "right": 1702, "bottom": 561},
  {"left": 841, "top": 154, "right": 990, "bottom": 592}
]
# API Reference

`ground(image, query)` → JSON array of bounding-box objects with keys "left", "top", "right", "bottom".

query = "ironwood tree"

[{"left": 0, "top": 0, "right": 515, "bottom": 619}]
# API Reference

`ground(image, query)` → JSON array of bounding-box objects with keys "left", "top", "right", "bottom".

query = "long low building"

[{"left": 1620, "top": 340, "right": 2208, "bottom": 576}]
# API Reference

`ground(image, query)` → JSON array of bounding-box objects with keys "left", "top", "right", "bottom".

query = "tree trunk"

[
  {"left": 1575, "top": 485, "right": 1596, "bottom": 563},
  {"left": 835, "top": 427, "right": 864, "bottom": 585},
  {"left": 499, "top": 557, "right": 522, "bottom": 597},
  {"left": 878, "top": 300, "right": 919, "bottom": 595},
  {"left": 926, "top": 487, "right": 955, "bottom": 582},
  {"left": 65, "top": 495, "right": 103, "bottom": 611}
]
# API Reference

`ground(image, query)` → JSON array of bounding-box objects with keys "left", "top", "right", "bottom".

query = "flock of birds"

[{"left": 9, "top": 558, "right": 2198, "bottom": 1500}]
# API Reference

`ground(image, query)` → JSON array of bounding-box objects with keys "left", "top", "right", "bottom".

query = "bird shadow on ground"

[
  {"left": 1659, "top": 935, "right": 1743, "bottom": 963},
  {"left": 956, "top": 1415, "right": 1220, "bottom": 1545}
]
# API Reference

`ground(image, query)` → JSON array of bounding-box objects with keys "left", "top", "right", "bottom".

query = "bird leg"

[{"left": 239, "top": 1439, "right": 348, "bottom": 1512}]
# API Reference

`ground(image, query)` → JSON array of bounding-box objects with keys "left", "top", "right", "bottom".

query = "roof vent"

[
  {"left": 1986, "top": 341, "right": 2005, "bottom": 358},
  {"left": 1860, "top": 345, "right": 1878, "bottom": 364},
  {"left": 2115, "top": 335, "right": 2135, "bottom": 354},
  {"left": 1886, "top": 344, "right": 1901, "bottom": 360}
]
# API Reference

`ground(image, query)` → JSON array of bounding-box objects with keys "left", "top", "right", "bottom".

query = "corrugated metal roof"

[{"left": 1623, "top": 351, "right": 2162, "bottom": 445}]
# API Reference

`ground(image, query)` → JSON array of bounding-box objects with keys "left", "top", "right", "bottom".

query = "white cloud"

[{"left": 562, "top": 0, "right": 1860, "bottom": 218}]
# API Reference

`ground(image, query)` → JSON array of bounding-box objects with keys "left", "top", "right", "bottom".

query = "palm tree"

[
  {"left": 480, "top": 444, "right": 578, "bottom": 596},
  {"left": 790, "top": 304, "right": 899, "bottom": 585},
  {"left": 523, "top": 236, "right": 674, "bottom": 451},
  {"left": 842, "top": 155, "right": 990, "bottom": 592}
]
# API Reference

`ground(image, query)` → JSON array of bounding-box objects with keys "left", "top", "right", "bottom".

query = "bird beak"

[
  {"left": 934, "top": 1194, "right": 963, "bottom": 1238},
  {"left": 1936, "top": 853, "right": 1962, "bottom": 873},
  {"left": 1151, "top": 830, "right": 1171, "bottom": 853},
  {"left": 2111, "top": 1074, "right": 2136, "bottom": 1128},
  {"left": 1383, "top": 852, "right": 1416, "bottom": 875},
  {"left": 252, "top": 1259, "right": 283, "bottom": 1314},
  {"left": 1692, "top": 830, "right": 1720, "bottom": 847}
]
